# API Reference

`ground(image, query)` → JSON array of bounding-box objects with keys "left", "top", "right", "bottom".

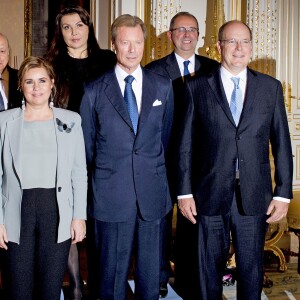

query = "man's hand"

[
  {"left": 70, "top": 219, "right": 86, "bottom": 244},
  {"left": 178, "top": 197, "right": 197, "bottom": 224},
  {"left": 0, "top": 224, "right": 8, "bottom": 250},
  {"left": 266, "top": 199, "right": 289, "bottom": 223}
]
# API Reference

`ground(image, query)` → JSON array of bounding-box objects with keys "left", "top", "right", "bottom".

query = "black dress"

[{"left": 54, "top": 49, "right": 116, "bottom": 113}]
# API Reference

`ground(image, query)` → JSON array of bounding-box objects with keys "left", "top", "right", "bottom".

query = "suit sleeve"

[
  {"left": 80, "top": 84, "right": 97, "bottom": 169},
  {"left": 177, "top": 81, "right": 195, "bottom": 196},
  {"left": 162, "top": 79, "right": 174, "bottom": 150},
  {"left": 71, "top": 114, "right": 88, "bottom": 220},
  {"left": 270, "top": 81, "right": 293, "bottom": 199}
]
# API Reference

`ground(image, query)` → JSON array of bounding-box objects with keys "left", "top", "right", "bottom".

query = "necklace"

[{"left": 67, "top": 49, "right": 88, "bottom": 59}]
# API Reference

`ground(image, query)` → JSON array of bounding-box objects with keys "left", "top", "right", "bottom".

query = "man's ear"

[
  {"left": 167, "top": 31, "right": 172, "bottom": 42},
  {"left": 216, "top": 41, "right": 222, "bottom": 55}
]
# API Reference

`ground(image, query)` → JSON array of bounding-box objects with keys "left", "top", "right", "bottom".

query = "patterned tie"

[
  {"left": 230, "top": 77, "right": 243, "bottom": 126},
  {"left": 0, "top": 77, "right": 5, "bottom": 111},
  {"left": 124, "top": 75, "right": 138, "bottom": 134},
  {"left": 183, "top": 60, "right": 190, "bottom": 76}
]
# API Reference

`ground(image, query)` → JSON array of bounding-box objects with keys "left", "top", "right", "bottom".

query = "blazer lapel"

[
  {"left": 195, "top": 55, "right": 201, "bottom": 73},
  {"left": 207, "top": 70, "right": 236, "bottom": 126},
  {"left": 104, "top": 71, "right": 134, "bottom": 131},
  {"left": 52, "top": 108, "right": 64, "bottom": 183},
  {"left": 241, "top": 68, "right": 259, "bottom": 116},
  {"left": 7, "top": 109, "right": 24, "bottom": 184},
  {"left": 138, "top": 69, "right": 156, "bottom": 133},
  {"left": 165, "top": 52, "right": 182, "bottom": 80},
  {"left": 234, "top": 68, "right": 259, "bottom": 129}
]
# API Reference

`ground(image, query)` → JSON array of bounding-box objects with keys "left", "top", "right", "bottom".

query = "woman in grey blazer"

[{"left": 0, "top": 56, "right": 87, "bottom": 299}]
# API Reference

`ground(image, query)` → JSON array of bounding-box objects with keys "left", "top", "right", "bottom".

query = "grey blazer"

[{"left": 0, "top": 107, "right": 87, "bottom": 244}]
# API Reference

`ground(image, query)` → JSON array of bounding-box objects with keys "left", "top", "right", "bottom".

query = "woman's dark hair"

[
  {"left": 46, "top": 6, "right": 100, "bottom": 62},
  {"left": 45, "top": 6, "right": 100, "bottom": 108}
]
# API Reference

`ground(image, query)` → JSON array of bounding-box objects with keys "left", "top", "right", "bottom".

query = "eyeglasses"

[
  {"left": 170, "top": 27, "right": 199, "bottom": 34},
  {"left": 221, "top": 39, "right": 252, "bottom": 46}
]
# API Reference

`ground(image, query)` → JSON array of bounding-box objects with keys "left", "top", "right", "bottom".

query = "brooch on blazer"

[{"left": 56, "top": 118, "right": 75, "bottom": 133}]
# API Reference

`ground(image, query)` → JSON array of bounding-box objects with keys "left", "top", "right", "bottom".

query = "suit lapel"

[
  {"left": 138, "top": 69, "right": 156, "bottom": 133},
  {"left": 241, "top": 68, "right": 259, "bottom": 117},
  {"left": 207, "top": 70, "right": 236, "bottom": 126},
  {"left": 165, "top": 53, "right": 182, "bottom": 80},
  {"left": 52, "top": 108, "right": 64, "bottom": 183},
  {"left": 104, "top": 71, "right": 134, "bottom": 131},
  {"left": 7, "top": 109, "right": 24, "bottom": 183},
  {"left": 195, "top": 55, "right": 201, "bottom": 73}
]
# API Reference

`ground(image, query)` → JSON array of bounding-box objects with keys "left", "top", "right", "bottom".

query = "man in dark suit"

[
  {"left": 178, "top": 20, "right": 293, "bottom": 300},
  {"left": 80, "top": 14, "right": 173, "bottom": 299},
  {"left": 146, "top": 12, "right": 219, "bottom": 299},
  {"left": 0, "top": 33, "right": 22, "bottom": 110}
]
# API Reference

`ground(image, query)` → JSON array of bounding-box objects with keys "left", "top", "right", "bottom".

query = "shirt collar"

[
  {"left": 220, "top": 66, "right": 247, "bottom": 83},
  {"left": 115, "top": 64, "right": 142, "bottom": 84},
  {"left": 174, "top": 52, "right": 196, "bottom": 68}
]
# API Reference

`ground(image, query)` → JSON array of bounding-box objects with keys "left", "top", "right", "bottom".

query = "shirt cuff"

[
  {"left": 177, "top": 194, "right": 193, "bottom": 199},
  {"left": 273, "top": 196, "right": 290, "bottom": 203}
]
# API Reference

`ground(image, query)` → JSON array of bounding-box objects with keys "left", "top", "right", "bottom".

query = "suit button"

[
  {"left": 134, "top": 150, "right": 138, "bottom": 155},
  {"left": 58, "top": 187, "right": 62, "bottom": 192}
]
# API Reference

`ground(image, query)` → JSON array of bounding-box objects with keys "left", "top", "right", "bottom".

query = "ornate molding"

[
  {"left": 24, "top": 0, "right": 32, "bottom": 58},
  {"left": 205, "top": 0, "right": 225, "bottom": 62}
]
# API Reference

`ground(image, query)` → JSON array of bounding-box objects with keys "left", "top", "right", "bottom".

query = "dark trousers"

[
  {"left": 197, "top": 183, "right": 268, "bottom": 300},
  {"left": 93, "top": 215, "right": 161, "bottom": 300},
  {"left": 86, "top": 216, "right": 101, "bottom": 299},
  {"left": 159, "top": 209, "right": 173, "bottom": 284},
  {"left": 174, "top": 212, "right": 200, "bottom": 299},
  {"left": 3, "top": 188, "right": 71, "bottom": 300}
]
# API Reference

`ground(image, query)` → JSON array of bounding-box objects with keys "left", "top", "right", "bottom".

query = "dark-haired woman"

[{"left": 46, "top": 6, "right": 116, "bottom": 299}]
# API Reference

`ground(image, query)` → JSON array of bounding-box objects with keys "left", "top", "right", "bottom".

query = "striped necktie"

[
  {"left": 230, "top": 77, "right": 243, "bottom": 126},
  {"left": 124, "top": 75, "right": 138, "bottom": 134},
  {"left": 183, "top": 60, "right": 190, "bottom": 76}
]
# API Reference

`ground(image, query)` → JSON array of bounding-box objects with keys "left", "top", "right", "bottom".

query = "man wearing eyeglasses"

[
  {"left": 177, "top": 20, "right": 293, "bottom": 300},
  {"left": 146, "top": 12, "right": 219, "bottom": 299}
]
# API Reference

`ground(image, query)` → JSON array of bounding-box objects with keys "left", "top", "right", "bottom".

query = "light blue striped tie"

[
  {"left": 230, "top": 77, "right": 243, "bottom": 126},
  {"left": 124, "top": 75, "right": 138, "bottom": 134}
]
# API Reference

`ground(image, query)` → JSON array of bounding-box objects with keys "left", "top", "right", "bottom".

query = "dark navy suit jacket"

[
  {"left": 80, "top": 67, "right": 174, "bottom": 222},
  {"left": 146, "top": 52, "right": 219, "bottom": 199},
  {"left": 178, "top": 67, "right": 293, "bottom": 216},
  {"left": 3, "top": 66, "right": 22, "bottom": 109}
]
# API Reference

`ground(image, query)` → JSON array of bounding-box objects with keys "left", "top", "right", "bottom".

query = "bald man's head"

[{"left": 0, "top": 33, "right": 10, "bottom": 74}]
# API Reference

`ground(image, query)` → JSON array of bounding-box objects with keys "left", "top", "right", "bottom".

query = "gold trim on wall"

[
  {"left": 90, "top": 0, "right": 96, "bottom": 28},
  {"left": 142, "top": 0, "right": 151, "bottom": 66},
  {"left": 24, "top": 0, "right": 32, "bottom": 58},
  {"left": 138, "top": 0, "right": 143, "bottom": 19}
]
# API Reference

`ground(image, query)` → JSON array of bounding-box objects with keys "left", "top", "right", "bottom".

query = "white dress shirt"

[
  {"left": 174, "top": 53, "right": 196, "bottom": 76},
  {"left": 220, "top": 66, "right": 247, "bottom": 105},
  {"left": 178, "top": 66, "right": 289, "bottom": 203},
  {"left": 115, "top": 64, "right": 143, "bottom": 114}
]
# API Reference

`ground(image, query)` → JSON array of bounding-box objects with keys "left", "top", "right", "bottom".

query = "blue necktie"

[
  {"left": 230, "top": 77, "right": 243, "bottom": 126},
  {"left": 0, "top": 78, "right": 5, "bottom": 111},
  {"left": 183, "top": 60, "right": 190, "bottom": 76},
  {"left": 124, "top": 75, "right": 138, "bottom": 134}
]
